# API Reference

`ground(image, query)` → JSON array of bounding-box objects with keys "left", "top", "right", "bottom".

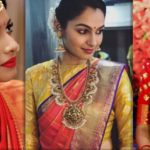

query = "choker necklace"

[{"left": 50, "top": 57, "right": 99, "bottom": 129}]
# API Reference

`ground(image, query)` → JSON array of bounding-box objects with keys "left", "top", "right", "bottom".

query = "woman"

[
  {"left": 136, "top": 60, "right": 150, "bottom": 150},
  {"left": 0, "top": 0, "right": 24, "bottom": 149},
  {"left": 25, "top": 0, "right": 133, "bottom": 149}
]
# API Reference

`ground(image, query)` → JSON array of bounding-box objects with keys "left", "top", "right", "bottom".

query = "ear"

[{"left": 54, "top": 19, "right": 62, "bottom": 32}]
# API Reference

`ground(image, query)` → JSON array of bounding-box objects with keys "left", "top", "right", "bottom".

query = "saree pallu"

[
  {"left": 25, "top": 59, "right": 133, "bottom": 150},
  {"left": 0, "top": 80, "right": 24, "bottom": 149},
  {"left": 137, "top": 60, "right": 150, "bottom": 125}
]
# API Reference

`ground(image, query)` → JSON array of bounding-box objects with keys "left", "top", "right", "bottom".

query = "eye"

[
  {"left": 77, "top": 29, "right": 88, "bottom": 35},
  {"left": 6, "top": 21, "right": 13, "bottom": 34},
  {"left": 96, "top": 29, "right": 104, "bottom": 35}
]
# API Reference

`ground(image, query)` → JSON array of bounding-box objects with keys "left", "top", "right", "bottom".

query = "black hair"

[
  {"left": 55, "top": 0, "right": 106, "bottom": 29},
  {"left": 1, "top": 0, "right": 7, "bottom": 8}
]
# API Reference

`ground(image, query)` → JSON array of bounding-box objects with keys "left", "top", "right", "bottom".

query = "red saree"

[
  {"left": 0, "top": 80, "right": 24, "bottom": 149},
  {"left": 37, "top": 60, "right": 125, "bottom": 149},
  {"left": 137, "top": 60, "right": 150, "bottom": 125}
]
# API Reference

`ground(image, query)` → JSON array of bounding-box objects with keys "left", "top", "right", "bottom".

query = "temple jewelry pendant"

[{"left": 62, "top": 104, "right": 87, "bottom": 129}]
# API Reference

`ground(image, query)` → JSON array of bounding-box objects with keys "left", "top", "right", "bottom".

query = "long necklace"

[{"left": 50, "top": 57, "right": 99, "bottom": 129}]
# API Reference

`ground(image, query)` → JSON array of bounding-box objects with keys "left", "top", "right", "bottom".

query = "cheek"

[{"left": 64, "top": 33, "right": 82, "bottom": 48}]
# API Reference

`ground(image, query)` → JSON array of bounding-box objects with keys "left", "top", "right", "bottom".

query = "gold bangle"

[{"left": 0, "top": 0, "right": 4, "bottom": 12}]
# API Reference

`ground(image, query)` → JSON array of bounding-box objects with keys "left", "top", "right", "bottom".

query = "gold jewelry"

[
  {"left": 50, "top": 57, "right": 99, "bottom": 129},
  {"left": 96, "top": 47, "right": 101, "bottom": 52},
  {"left": 0, "top": 0, "right": 4, "bottom": 12},
  {"left": 55, "top": 31, "right": 65, "bottom": 52}
]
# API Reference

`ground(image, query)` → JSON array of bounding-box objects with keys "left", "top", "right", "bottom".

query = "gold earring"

[
  {"left": 55, "top": 31, "right": 65, "bottom": 52},
  {"left": 96, "top": 47, "right": 101, "bottom": 52}
]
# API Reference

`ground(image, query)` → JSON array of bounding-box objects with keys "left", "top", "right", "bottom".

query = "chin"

[
  {"left": 80, "top": 54, "right": 93, "bottom": 60},
  {"left": 0, "top": 68, "right": 17, "bottom": 82}
]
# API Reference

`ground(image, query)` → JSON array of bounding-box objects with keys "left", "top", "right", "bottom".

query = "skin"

[
  {"left": 59, "top": 6, "right": 105, "bottom": 65},
  {"left": 0, "top": 8, "right": 19, "bottom": 82},
  {"left": 136, "top": 125, "right": 150, "bottom": 149}
]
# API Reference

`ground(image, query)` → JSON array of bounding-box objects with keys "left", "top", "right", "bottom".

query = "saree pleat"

[
  {"left": 0, "top": 93, "right": 20, "bottom": 149},
  {"left": 39, "top": 68, "right": 88, "bottom": 149},
  {"left": 0, "top": 80, "right": 24, "bottom": 149}
]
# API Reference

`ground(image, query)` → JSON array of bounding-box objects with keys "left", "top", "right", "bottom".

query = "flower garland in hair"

[
  {"left": 133, "top": 0, "right": 150, "bottom": 79},
  {"left": 47, "top": 1, "right": 61, "bottom": 35}
]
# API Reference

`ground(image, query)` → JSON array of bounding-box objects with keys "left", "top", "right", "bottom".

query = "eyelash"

[
  {"left": 77, "top": 29, "right": 104, "bottom": 35},
  {"left": 6, "top": 22, "right": 13, "bottom": 34}
]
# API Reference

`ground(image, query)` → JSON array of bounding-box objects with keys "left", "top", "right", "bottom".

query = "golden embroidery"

[
  {"left": 50, "top": 58, "right": 99, "bottom": 129},
  {"left": 143, "top": 84, "right": 148, "bottom": 90},
  {"left": 139, "top": 87, "right": 142, "bottom": 93},
  {"left": 144, "top": 94, "right": 149, "bottom": 101},
  {"left": 143, "top": 72, "right": 148, "bottom": 79}
]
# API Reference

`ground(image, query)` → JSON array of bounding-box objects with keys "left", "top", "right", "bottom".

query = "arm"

[
  {"left": 136, "top": 124, "right": 150, "bottom": 149},
  {"left": 25, "top": 69, "right": 39, "bottom": 150},
  {"left": 114, "top": 70, "right": 133, "bottom": 149}
]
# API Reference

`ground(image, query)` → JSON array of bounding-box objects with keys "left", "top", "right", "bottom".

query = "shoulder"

[
  {"left": 0, "top": 80, "right": 23, "bottom": 91},
  {"left": 96, "top": 59, "right": 126, "bottom": 75},
  {"left": 26, "top": 60, "right": 54, "bottom": 78},
  {"left": 97, "top": 59, "right": 125, "bottom": 68}
]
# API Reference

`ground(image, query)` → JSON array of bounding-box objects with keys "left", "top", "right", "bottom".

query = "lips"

[
  {"left": 1, "top": 57, "right": 16, "bottom": 68},
  {"left": 82, "top": 48, "right": 94, "bottom": 54}
]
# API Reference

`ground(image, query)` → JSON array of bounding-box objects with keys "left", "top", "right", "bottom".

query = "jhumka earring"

[
  {"left": 0, "top": 0, "right": 4, "bottom": 12},
  {"left": 55, "top": 22, "right": 65, "bottom": 53},
  {"left": 55, "top": 31, "right": 65, "bottom": 52},
  {"left": 96, "top": 47, "right": 101, "bottom": 52}
]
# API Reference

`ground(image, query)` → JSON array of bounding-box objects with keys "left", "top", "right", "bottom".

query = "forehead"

[{"left": 67, "top": 7, "right": 105, "bottom": 28}]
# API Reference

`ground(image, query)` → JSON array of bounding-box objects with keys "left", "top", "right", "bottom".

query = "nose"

[
  {"left": 87, "top": 33, "right": 97, "bottom": 48},
  {"left": 4, "top": 35, "right": 19, "bottom": 55}
]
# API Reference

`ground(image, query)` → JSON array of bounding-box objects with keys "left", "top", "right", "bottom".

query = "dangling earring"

[
  {"left": 96, "top": 47, "right": 101, "bottom": 52},
  {"left": 94, "top": 47, "right": 101, "bottom": 58},
  {"left": 55, "top": 31, "right": 65, "bottom": 52},
  {"left": 55, "top": 25, "right": 65, "bottom": 52}
]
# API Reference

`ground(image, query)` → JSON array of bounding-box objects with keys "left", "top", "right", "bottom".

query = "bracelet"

[
  {"left": 0, "top": 0, "right": 4, "bottom": 12},
  {"left": 140, "top": 145, "right": 150, "bottom": 150}
]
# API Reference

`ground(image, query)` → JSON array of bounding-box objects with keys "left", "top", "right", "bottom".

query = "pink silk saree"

[{"left": 37, "top": 60, "right": 125, "bottom": 150}]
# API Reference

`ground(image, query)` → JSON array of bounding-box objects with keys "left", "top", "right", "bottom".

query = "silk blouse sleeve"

[
  {"left": 25, "top": 68, "right": 39, "bottom": 150},
  {"left": 114, "top": 70, "right": 133, "bottom": 148}
]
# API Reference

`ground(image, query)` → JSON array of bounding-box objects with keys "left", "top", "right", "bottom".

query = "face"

[
  {"left": 61, "top": 7, "right": 105, "bottom": 62},
  {"left": 0, "top": 8, "right": 19, "bottom": 82}
]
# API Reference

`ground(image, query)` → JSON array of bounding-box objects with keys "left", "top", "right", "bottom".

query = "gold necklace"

[{"left": 50, "top": 57, "right": 99, "bottom": 129}]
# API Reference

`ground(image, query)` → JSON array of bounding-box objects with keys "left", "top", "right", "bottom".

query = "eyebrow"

[{"left": 75, "top": 24, "right": 105, "bottom": 30}]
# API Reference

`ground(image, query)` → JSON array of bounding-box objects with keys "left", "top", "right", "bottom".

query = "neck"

[{"left": 59, "top": 52, "right": 87, "bottom": 65}]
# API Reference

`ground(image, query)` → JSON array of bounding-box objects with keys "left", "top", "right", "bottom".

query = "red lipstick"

[
  {"left": 82, "top": 48, "right": 94, "bottom": 54},
  {"left": 1, "top": 57, "right": 16, "bottom": 68}
]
